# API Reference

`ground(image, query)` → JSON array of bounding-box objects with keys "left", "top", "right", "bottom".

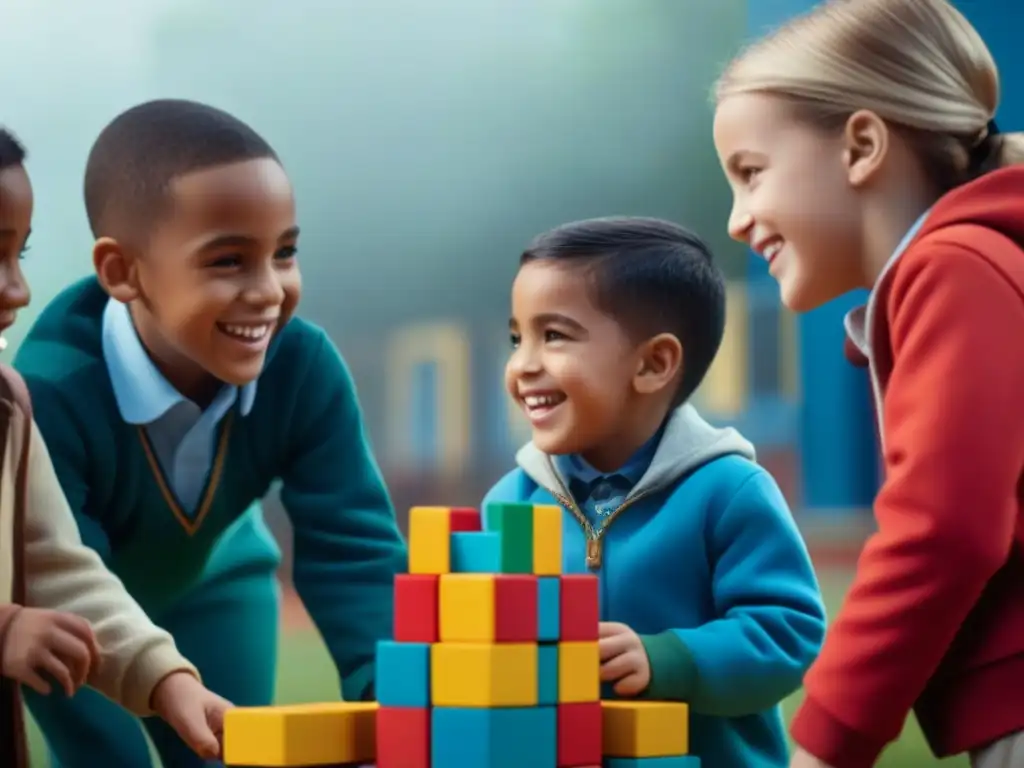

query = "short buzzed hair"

[
  {"left": 0, "top": 128, "right": 26, "bottom": 171},
  {"left": 83, "top": 99, "right": 278, "bottom": 240}
]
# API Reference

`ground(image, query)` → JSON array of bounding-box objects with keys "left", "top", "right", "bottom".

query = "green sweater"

[{"left": 14, "top": 277, "right": 407, "bottom": 701}]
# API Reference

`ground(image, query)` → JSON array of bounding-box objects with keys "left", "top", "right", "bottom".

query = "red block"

[
  {"left": 449, "top": 506, "right": 482, "bottom": 532},
  {"left": 557, "top": 702, "right": 602, "bottom": 766},
  {"left": 377, "top": 706, "right": 430, "bottom": 768},
  {"left": 394, "top": 574, "right": 439, "bottom": 642},
  {"left": 559, "top": 575, "right": 599, "bottom": 641},
  {"left": 493, "top": 574, "right": 538, "bottom": 641}
]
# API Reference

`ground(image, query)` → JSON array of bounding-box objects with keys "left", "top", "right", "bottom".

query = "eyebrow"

[
  {"left": 509, "top": 312, "right": 588, "bottom": 333},
  {"left": 197, "top": 226, "right": 301, "bottom": 251}
]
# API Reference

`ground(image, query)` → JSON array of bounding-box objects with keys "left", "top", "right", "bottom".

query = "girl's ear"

[{"left": 843, "top": 109, "right": 890, "bottom": 188}]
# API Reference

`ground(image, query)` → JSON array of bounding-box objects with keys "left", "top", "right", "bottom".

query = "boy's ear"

[
  {"left": 93, "top": 237, "right": 139, "bottom": 304},
  {"left": 634, "top": 333, "right": 683, "bottom": 397}
]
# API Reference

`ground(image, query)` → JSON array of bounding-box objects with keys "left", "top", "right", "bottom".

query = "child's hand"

[
  {"left": 1, "top": 608, "right": 100, "bottom": 696},
  {"left": 789, "top": 747, "right": 836, "bottom": 768},
  {"left": 150, "top": 671, "right": 233, "bottom": 761},
  {"left": 598, "top": 621, "right": 651, "bottom": 696}
]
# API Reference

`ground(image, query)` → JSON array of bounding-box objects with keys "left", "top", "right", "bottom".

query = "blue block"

[
  {"left": 451, "top": 531, "right": 502, "bottom": 572},
  {"left": 537, "top": 644, "right": 558, "bottom": 705},
  {"left": 432, "top": 706, "right": 556, "bottom": 768},
  {"left": 604, "top": 758, "right": 700, "bottom": 767},
  {"left": 375, "top": 640, "right": 430, "bottom": 707},
  {"left": 537, "top": 576, "right": 560, "bottom": 641}
]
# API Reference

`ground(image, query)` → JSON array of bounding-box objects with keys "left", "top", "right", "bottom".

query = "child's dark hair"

[
  {"left": 521, "top": 216, "right": 725, "bottom": 407},
  {"left": 0, "top": 128, "right": 26, "bottom": 171},
  {"left": 83, "top": 99, "right": 278, "bottom": 242}
]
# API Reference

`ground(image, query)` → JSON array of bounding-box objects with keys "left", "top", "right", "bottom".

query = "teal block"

[
  {"left": 537, "top": 576, "right": 560, "bottom": 641},
  {"left": 432, "top": 706, "right": 556, "bottom": 768},
  {"left": 604, "top": 758, "right": 700, "bottom": 767},
  {"left": 451, "top": 531, "right": 502, "bottom": 572},
  {"left": 375, "top": 640, "right": 430, "bottom": 707},
  {"left": 483, "top": 501, "right": 534, "bottom": 573},
  {"left": 537, "top": 643, "right": 558, "bottom": 705}
]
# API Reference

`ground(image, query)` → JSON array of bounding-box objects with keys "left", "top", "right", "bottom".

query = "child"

[
  {"left": 13, "top": 101, "right": 407, "bottom": 767},
  {"left": 712, "top": 1, "right": 1024, "bottom": 766},
  {"left": 483, "top": 216, "right": 826, "bottom": 766},
  {"left": 0, "top": 129, "right": 234, "bottom": 766}
]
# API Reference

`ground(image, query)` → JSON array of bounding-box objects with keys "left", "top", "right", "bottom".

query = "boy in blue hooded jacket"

[{"left": 484, "top": 216, "right": 825, "bottom": 767}]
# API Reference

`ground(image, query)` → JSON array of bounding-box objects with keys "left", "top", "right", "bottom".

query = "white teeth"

[
  {"left": 524, "top": 394, "right": 563, "bottom": 408},
  {"left": 221, "top": 324, "right": 270, "bottom": 340},
  {"left": 762, "top": 241, "right": 783, "bottom": 261},
  {"left": 0, "top": 337, "right": 8, "bottom": 352}
]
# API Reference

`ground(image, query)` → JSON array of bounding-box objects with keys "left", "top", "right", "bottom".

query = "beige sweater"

[{"left": 0, "top": 401, "right": 197, "bottom": 716}]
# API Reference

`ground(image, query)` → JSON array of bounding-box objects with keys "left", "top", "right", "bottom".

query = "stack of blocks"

[{"left": 222, "top": 501, "right": 697, "bottom": 767}]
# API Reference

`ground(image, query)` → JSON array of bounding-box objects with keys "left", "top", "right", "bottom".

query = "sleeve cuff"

[
  {"left": 790, "top": 695, "right": 888, "bottom": 768},
  {"left": 638, "top": 630, "right": 698, "bottom": 701}
]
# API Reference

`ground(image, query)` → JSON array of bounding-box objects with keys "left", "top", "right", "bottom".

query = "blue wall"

[{"left": 748, "top": 0, "right": 1023, "bottom": 516}]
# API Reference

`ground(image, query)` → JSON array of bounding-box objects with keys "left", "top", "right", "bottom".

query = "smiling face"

[
  {"left": 96, "top": 157, "right": 300, "bottom": 400},
  {"left": 0, "top": 165, "right": 33, "bottom": 344},
  {"left": 505, "top": 260, "right": 652, "bottom": 471},
  {"left": 713, "top": 92, "right": 866, "bottom": 311}
]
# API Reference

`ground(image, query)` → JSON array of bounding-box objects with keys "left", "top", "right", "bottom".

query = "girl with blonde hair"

[{"left": 713, "top": 1, "right": 1024, "bottom": 766}]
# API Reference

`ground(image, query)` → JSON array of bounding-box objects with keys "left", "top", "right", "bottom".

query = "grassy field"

[{"left": 24, "top": 569, "right": 969, "bottom": 767}]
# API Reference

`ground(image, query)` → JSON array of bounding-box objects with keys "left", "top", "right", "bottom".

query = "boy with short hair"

[
  {"left": 484, "top": 216, "right": 826, "bottom": 767},
  {"left": 15, "top": 100, "right": 407, "bottom": 767}
]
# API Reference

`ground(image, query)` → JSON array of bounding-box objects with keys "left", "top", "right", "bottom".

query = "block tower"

[{"left": 222, "top": 501, "right": 697, "bottom": 767}]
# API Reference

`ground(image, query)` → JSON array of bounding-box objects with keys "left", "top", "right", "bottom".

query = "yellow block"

[
  {"left": 558, "top": 641, "right": 599, "bottom": 702},
  {"left": 601, "top": 700, "right": 690, "bottom": 757},
  {"left": 408, "top": 506, "right": 455, "bottom": 574},
  {"left": 439, "top": 574, "right": 496, "bottom": 641},
  {"left": 532, "top": 504, "right": 562, "bottom": 575},
  {"left": 431, "top": 642, "right": 537, "bottom": 706},
  {"left": 223, "top": 702, "right": 377, "bottom": 767}
]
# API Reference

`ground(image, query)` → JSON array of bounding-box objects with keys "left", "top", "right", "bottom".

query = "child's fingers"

[
  {"left": 613, "top": 670, "right": 647, "bottom": 697},
  {"left": 37, "top": 652, "right": 75, "bottom": 697},
  {"left": 19, "top": 667, "right": 52, "bottom": 696},
  {"left": 48, "top": 628, "right": 93, "bottom": 689},
  {"left": 598, "top": 632, "right": 632, "bottom": 661},
  {"left": 55, "top": 612, "right": 95, "bottom": 646},
  {"left": 598, "top": 622, "right": 628, "bottom": 638},
  {"left": 600, "top": 652, "right": 637, "bottom": 682}
]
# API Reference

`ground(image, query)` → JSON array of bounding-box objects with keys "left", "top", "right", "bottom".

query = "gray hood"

[{"left": 515, "top": 403, "right": 756, "bottom": 501}]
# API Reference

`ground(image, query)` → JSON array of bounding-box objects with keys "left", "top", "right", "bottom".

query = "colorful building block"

[
  {"left": 394, "top": 573, "right": 439, "bottom": 642},
  {"left": 451, "top": 531, "right": 502, "bottom": 572},
  {"left": 377, "top": 706, "right": 430, "bottom": 768},
  {"left": 409, "top": 506, "right": 481, "bottom": 574},
  {"left": 438, "top": 573, "right": 538, "bottom": 642},
  {"left": 601, "top": 701, "right": 690, "bottom": 757},
  {"left": 538, "top": 643, "right": 559, "bottom": 705},
  {"left": 376, "top": 640, "right": 430, "bottom": 707},
  {"left": 557, "top": 701, "right": 603, "bottom": 767},
  {"left": 532, "top": 503, "right": 563, "bottom": 575},
  {"left": 484, "top": 501, "right": 534, "bottom": 573},
  {"left": 538, "top": 576, "right": 561, "bottom": 641},
  {"left": 432, "top": 706, "right": 557, "bottom": 768},
  {"left": 223, "top": 702, "right": 377, "bottom": 767},
  {"left": 558, "top": 641, "right": 600, "bottom": 702},
  {"left": 604, "top": 758, "right": 700, "bottom": 767},
  {"left": 430, "top": 641, "right": 538, "bottom": 706},
  {"left": 560, "top": 575, "right": 600, "bottom": 641}
]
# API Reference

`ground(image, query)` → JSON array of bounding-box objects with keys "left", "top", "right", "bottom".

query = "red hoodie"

[{"left": 790, "top": 165, "right": 1024, "bottom": 766}]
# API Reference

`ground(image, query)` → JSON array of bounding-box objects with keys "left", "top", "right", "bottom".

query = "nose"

[
  {"left": 0, "top": 259, "right": 30, "bottom": 313},
  {"left": 507, "top": 341, "right": 542, "bottom": 379},
  {"left": 727, "top": 202, "right": 754, "bottom": 244},
  {"left": 243, "top": 262, "right": 286, "bottom": 308}
]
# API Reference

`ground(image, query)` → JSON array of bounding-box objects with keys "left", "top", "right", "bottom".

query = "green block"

[{"left": 483, "top": 502, "right": 534, "bottom": 573}]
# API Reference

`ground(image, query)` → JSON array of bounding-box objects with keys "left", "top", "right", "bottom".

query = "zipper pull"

[{"left": 586, "top": 538, "right": 602, "bottom": 570}]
